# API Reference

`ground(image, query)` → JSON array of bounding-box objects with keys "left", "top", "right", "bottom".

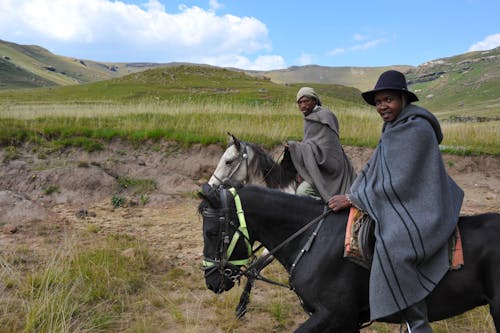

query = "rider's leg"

[
  {"left": 402, "top": 300, "right": 433, "bottom": 333},
  {"left": 296, "top": 181, "right": 321, "bottom": 200}
]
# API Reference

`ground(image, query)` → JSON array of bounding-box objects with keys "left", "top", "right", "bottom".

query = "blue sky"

[{"left": 1, "top": 0, "right": 499, "bottom": 70}]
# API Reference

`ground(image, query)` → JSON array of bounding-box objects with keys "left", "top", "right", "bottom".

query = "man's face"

[
  {"left": 297, "top": 96, "right": 316, "bottom": 116},
  {"left": 373, "top": 90, "right": 404, "bottom": 122}
]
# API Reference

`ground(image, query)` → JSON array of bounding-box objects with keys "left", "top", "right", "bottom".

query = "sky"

[{"left": 1, "top": 0, "right": 499, "bottom": 70}]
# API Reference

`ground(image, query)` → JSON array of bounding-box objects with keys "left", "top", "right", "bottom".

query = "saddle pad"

[
  {"left": 344, "top": 207, "right": 464, "bottom": 271},
  {"left": 344, "top": 207, "right": 374, "bottom": 270},
  {"left": 450, "top": 226, "right": 464, "bottom": 270}
]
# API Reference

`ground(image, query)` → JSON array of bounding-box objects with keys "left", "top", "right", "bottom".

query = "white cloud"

[
  {"left": 197, "top": 54, "right": 286, "bottom": 70},
  {"left": 353, "top": 34, "right": 366, "bottom": 41},
  {"left": 328, "top": 48, "right": 346, "bottom": 56},
  {"left": 209, "top": 0, "right": 223, "bottom": 11},
  {"left": 468, "top": 33, "right": 500, "bottom": 52},
  {"left": 297, "top": 53, "right": 314, "bottom": 66},
  {"left": 327, "top": 35, "right": 386, "bottom": 57},
  {"left": 0, "top": 0, "right": 279, "bottom": 69}
]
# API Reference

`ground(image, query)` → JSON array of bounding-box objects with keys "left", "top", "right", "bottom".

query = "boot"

[{"left": 402, "top": 300, "right": 433, "bottom": 333}]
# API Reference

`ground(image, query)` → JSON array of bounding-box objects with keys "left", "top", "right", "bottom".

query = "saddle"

[{"left": 344, "top": 207, "right": 464, "bottom": 270}]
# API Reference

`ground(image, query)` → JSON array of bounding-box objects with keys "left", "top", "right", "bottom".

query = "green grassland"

[{"left": 0, "top": 64, "right": 498, "bottom": 155}]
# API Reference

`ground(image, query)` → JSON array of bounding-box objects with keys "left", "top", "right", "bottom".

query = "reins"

[
  {"left": 215, "top": 187, "right": 332, "bottom": 289},
  {"left": 244, "top": 205, "right": 331, "bottom": 283}
]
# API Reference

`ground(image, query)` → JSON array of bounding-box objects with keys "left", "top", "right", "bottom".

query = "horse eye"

[{"left": 225, "top": 159, "right": 235, "bottom": 166}]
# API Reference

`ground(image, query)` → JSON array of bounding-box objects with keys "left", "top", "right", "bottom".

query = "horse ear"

[{"left": 227, "top": 132, "right": 241, "bottom": 150}]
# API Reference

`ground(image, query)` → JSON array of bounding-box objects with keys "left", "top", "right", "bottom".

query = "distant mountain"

[
  {"left": 245, "top": 65, "right": 414, "bottom": 92},
  {"left": 0, "top": 39, "right": 498, "bottom": 116},
  {"left": 0, "top": 39, "right": 183, "bottom": 89}
]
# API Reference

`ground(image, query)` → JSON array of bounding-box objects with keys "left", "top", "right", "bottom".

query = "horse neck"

[
  {"left": 238, "top": 187, "right": 322, "bottom": 268},
  {"left": 249, "top": 146, "right": 296, "bottom": 191}
]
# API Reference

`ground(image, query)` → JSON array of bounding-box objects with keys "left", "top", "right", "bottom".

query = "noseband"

[{"left": 202, "top": 187, "right": 253, "bottom": 285}]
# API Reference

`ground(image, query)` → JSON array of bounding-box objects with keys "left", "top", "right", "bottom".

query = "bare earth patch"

[{"left": 1, "top": 141, "right": 499, "bottom": 332}]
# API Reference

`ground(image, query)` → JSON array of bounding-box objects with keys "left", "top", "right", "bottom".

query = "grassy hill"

[
  {"left": 0, "top": 57, "right": 57, "bottom": 89},
  {"left": 1, "top": 39, "right": 498, "bottom": 117},
  {"left": 0, "top": 39, "right": 178, "bottom": 88},
  {"left": 0, "top": 64, "right": 365, "bottom": 108},
  {"left": 405, "top": 47, "right": 500, "bottom": 118}
]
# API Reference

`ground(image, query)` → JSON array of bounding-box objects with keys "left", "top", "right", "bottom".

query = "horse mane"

[{"left": 246, "top": 143, "right": 297, "bottom": 189}]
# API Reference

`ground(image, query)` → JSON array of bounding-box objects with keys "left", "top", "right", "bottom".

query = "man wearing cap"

[
  {"left": 285, "top": 87, "right": 356, "bottom": 202},
  {"left": 328, "top": 70, "right": 464, "bottom": 332}
]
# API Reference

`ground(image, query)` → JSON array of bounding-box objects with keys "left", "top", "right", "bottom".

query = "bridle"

[
  {"left": 211, "top": 141, "right": 287, "bottom": 188},
  {"left": 202, "top": 187, "right": 254, "bottom": 288},
  {"left": 201, "top": 186, "right": 331, "bottom": 292},
  {"left": 211, "top": 142, "right": 250, "bottom": 186}
]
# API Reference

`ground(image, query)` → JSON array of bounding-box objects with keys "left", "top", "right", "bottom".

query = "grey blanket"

[
  {"left": 288, "top": 107, "right": 356, "bottom": 202},
  {"left": 349, "top": 104, "right": 464, "bottom": 320}
]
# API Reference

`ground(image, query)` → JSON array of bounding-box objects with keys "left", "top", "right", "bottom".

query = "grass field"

[{"left": 0, "top": 101, "right": 498, "bottom": 155}]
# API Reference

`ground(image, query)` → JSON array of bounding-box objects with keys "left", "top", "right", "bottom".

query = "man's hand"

[{"left": 328, "top": 194, "right": 351, "bottom": 212}]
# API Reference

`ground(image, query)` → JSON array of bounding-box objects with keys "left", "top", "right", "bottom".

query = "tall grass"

[
  {"left": 0, "top": 233, "right": 154, "bottom": 332},
  {"left": 1, "top": 101, "right": 497, "bottom": 154}
]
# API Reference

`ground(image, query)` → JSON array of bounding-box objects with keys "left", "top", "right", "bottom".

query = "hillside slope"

[
  {"left": 0, "top": 39, "right": 175, "bottom": 88},
  {"left": 405, "top": 47, "right": 500, "bottom": 117},
  {"left": 0, "top": 64, "right": 365, "bottom": 108},
  {"left": 246, "top": 65, "right": 413, "bottom": 92},
  {"left": 1, "top": 39, "right": 498, "bottom": 116}
]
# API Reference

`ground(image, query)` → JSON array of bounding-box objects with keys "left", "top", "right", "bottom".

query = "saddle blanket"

[{"left": 344, "top": 207, "right": 464, "bottom": 270}]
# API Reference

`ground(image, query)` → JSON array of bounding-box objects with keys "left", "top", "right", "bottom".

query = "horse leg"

[
  {"left": 487, "top": 267, "right": 500, "bottom": 332},
  {"left": 235, "top": 252, "right": 275, "bottom": 318},
  {"left": 490, "top": 302, "right": 500, "bottom": 332},
  {"left": 293, "top": 306, "right": 359, "bottom": 333}
]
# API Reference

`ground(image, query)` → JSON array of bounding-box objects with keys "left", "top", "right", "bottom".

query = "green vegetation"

[
  {"left": 43, "top": 185, "right": 59, "bottom": 195},
  {"left": 111, "top": 195, "right": 126, "bottom": 208},
  {"left": 0, "top": 99, "right": 497, "bottom": 155},
  {"left": 406, "top": 47, "right": 500, "bottom": 118},
  {"left": 0, "top": 63, "right": 497, "bottom": 155},
  {"left": 0, "top": 234, "right": 156, "bottom": 332},
  {"left": 0, "top": 218, "right": 496, "bottom": 332}
]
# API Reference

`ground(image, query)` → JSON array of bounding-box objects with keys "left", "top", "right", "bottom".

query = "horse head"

[
  {"left": 208, "top": 133, "right": 252, "bottom": 187},
  {"left": 198, "top": 184, "right": 253, "bottom": 294},
  {"left": 208, "top": 132, "right": 297, "bottom": 191}
]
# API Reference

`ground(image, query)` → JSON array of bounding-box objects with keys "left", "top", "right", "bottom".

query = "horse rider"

[
  {"left": 328, "top": 70, "right": 464, "bottom": 332},
  {"left": 285, "top": 86, "right": 356, "bottom": 202}
]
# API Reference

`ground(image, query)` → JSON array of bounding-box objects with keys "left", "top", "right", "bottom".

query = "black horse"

[{"left": 199, "top": 184, "right": 500, "bottom": 333}]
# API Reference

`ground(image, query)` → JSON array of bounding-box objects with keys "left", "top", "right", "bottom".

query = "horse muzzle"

[{"left": 204, "top": 266, "right": 236, "bottom": 293}]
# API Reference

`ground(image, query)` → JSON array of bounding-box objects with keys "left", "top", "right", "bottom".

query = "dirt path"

[{"left": 1, "top": 141, "right": 499, "bottom": 332}]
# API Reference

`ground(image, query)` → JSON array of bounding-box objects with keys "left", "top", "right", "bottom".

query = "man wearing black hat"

[{"left": 328, "top": 70, "right": 464, "bottom": 332}]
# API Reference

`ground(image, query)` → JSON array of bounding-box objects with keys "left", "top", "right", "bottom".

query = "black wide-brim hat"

[{"left": 361, "top": 70, "right": 419, "bottom": 106}]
